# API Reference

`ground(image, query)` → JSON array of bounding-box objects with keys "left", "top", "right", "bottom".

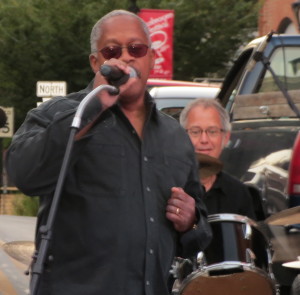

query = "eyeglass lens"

[
  {"left": 187, "top": 127, "right": 224, "bottom": 138},
  {"left": 100, "top": 44, "right": 148, "bottom": 60}
]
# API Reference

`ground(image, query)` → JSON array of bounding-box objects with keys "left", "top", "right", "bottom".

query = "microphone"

[{"left": 100, "top": 65, "right": 137, "bottom": 87}]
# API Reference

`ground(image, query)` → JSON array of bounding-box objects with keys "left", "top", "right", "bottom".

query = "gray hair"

[
  {"left": 179, "top": 98, "right": 232, "bottom": 132},
  {"left": 90, "top": 10, "right": 152, "bottom": 53}
]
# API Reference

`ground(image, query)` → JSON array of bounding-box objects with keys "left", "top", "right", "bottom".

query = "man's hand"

[
  {"left": 93, "top": 70, "right": 119, "bottom": 109},
  {"left": 93, "top": 59, "right": 137, "bottom": 110},
  {"left": 166, "top": 187, "right": 197, "bottom": 232}
]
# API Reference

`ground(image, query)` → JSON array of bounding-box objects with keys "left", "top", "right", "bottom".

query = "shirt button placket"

[
  {"left": 145, "top": 187, "right": 154, "bottom": 292},
  {"left": 143, "top": 153, "right": 154, "bottom": 293}
]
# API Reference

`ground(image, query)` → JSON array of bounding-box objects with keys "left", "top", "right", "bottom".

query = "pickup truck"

[
  {"left": 218, "top": 32, "right": 300, "bottom": 216},
  {"left": 217, "top": 32, "right": 300, "bottom": 295}
]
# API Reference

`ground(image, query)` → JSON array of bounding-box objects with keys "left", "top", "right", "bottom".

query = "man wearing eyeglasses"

[
  {"left": 180, "top": 98, "right": 256, "bottom": 220},
  {"left": 6, "top": 10, "right": 212, "bottom": 295}
]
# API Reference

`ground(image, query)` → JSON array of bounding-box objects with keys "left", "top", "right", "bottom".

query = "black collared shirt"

[
  {"left": 203, "top": 171, "right": 256, "bottom": 220},
  {"left": 6, "top": 82, "right": 211, "bottom": 295}
]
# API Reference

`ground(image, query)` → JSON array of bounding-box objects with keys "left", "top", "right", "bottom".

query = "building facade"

[{"left": 259, "top": 0, "right": 299, "bottom": 36}]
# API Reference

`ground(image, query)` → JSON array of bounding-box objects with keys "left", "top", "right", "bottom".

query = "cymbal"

[
  {"left": 282, "top": 260, "right": 300, "bottom": 269},
  {"left": 265, "top": 206, "right": 300, "bottom": 226},
  {"left": 196, "top": 153, "right": 223, "bottom": 179},
  {"left": 2, "top": 241, "right": 34, "bottom": 265}
]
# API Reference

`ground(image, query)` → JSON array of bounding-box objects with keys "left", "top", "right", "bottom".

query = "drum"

[{"left": 174, "top": 214, "right": 278, "bottom": 295}]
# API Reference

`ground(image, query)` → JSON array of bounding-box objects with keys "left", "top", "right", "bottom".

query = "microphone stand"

[{"left": 29, "top": 84, "right": 118, "bottom": 295}]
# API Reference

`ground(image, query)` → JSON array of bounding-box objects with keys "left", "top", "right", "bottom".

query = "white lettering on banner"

[
  {"left": 146, "top": 13, "right": 174, "bottom": 27},
  {"left": 36, "top": 81, "right": 67, "bottom": 97},
  {"left": 149, "top": 23, "right": 169, "bottom": 33},
  {"left": 151, "top": 31, "right": 168, "bottom": 49}
]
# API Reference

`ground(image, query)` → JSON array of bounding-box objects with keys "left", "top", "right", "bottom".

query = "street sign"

[
  {"left": 36, "top": 81, "right": 67, "bottom": 97},
  {"left": 0, "top": 107, "right": 14, "bottom": 138}
]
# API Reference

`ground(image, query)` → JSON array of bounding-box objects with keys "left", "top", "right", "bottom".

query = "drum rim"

[{"left": 208, "top": 213, "right": 258, "bottom": 227}]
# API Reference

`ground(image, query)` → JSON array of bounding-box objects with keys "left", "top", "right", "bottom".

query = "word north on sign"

[{"left": 37, "top": 81, "right": 67, "bottom": 97}]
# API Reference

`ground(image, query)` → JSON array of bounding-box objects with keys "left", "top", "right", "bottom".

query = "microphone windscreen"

[
  {"left": 100, "top": 65, "right": 124, "bottom": 80},
  {"left": 100, "top": 65, "right": 130, "bottom": 87}
]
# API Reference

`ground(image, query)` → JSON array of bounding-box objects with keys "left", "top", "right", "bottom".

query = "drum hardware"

[
  {"left": 243, "top": 221, "right": 252, "bottom": 240},
  {"left": 208, "top": 213, "right": 254, "bottom": 226},
  {"left": 170, "top": 257, "right": 193, "bottom": 282},
  {"left": 246, "top": 248, "right": 256, "bottom": 266},
  {"left": 196, "top": 251, "right": 207, "bottom": 270},
  {"left": 173, "top": 214, "right": 278, "bottom": 295},
  {"left": 170, "top": 257, "right": 194, "bottom": 295},
  {"left": 169, "top": 257, "right": 183, "bottom": 279}
]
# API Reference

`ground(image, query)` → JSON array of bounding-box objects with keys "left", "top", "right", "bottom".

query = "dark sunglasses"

[{"left": 100, "top": 44, "right": 149, "bottom": 60}]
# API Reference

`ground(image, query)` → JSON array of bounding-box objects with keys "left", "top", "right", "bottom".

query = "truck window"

[{"left": 259, "top": 47, "right": 300, "bottom": 93}]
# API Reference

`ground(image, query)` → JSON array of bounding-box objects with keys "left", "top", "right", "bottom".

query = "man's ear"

[
  {"left": 222, "top": 131, "right": 231, "bottom": 148},
  {"left": 89, "top": 54, "right": 99, "bottom": 74}
]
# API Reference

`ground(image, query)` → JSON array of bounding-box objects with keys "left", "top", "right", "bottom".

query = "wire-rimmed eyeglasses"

[{"left": 186, "top": 126, "right": 225, "bottom": 138}]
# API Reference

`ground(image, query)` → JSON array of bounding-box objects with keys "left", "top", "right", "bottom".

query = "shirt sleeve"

[
  {"left": 178, "top": 163, "right": 212, "bottom": 258},
  {"left": 5, "top": 92, "right": 102, "bottom": 197}
]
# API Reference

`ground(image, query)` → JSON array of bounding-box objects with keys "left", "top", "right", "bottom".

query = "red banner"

[{"left": 139, "top": 9, "right": 174, "bottom": 79}]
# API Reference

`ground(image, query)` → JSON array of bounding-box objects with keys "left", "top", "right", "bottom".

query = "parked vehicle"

[
  {"left": 288, "top": 131, "right": 300, "bottom": 207},
  {"left": 218, "top": 32, "right": 300, "bottom": 215},
  {"left": 146, "top": 78, "right": 221, "bottom": 89},
  {"left": 149, "top": 85, "right": 220, "bottom": 119},
  {"left": 217, "top": 32, "right": 300, "bottom": 294}
]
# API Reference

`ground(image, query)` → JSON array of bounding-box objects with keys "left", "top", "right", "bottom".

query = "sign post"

[{"left": 0, "top": 107, "right": 14, "bottom": 198}]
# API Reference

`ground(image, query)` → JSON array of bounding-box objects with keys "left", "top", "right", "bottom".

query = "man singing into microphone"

[{"left": 6, "top": 10, "right": 211, "bottom": 295}]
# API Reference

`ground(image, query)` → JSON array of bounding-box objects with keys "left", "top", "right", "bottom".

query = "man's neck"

[
  {"left": 120, "top": 99, "right": 147, "bottom": 138},
  {"left": 201, "top": 174, "right": 217, "bottom": 192}
]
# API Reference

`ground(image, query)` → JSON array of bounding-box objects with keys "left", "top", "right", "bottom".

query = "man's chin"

[
  {"left": 198, "top": 150, "right": 211, "bottom": 156},
  {"left": 119, "top": 87, "right": 145, "bottom": 104}
]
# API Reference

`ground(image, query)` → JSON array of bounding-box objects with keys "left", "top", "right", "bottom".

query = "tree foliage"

[{"left": 0, "top": 0, "right": 259, "bottom": 131}]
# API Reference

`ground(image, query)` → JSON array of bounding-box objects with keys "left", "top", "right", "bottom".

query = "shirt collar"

[{"left": 208, "top": 171, "right": 224, "bottom": 193}]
